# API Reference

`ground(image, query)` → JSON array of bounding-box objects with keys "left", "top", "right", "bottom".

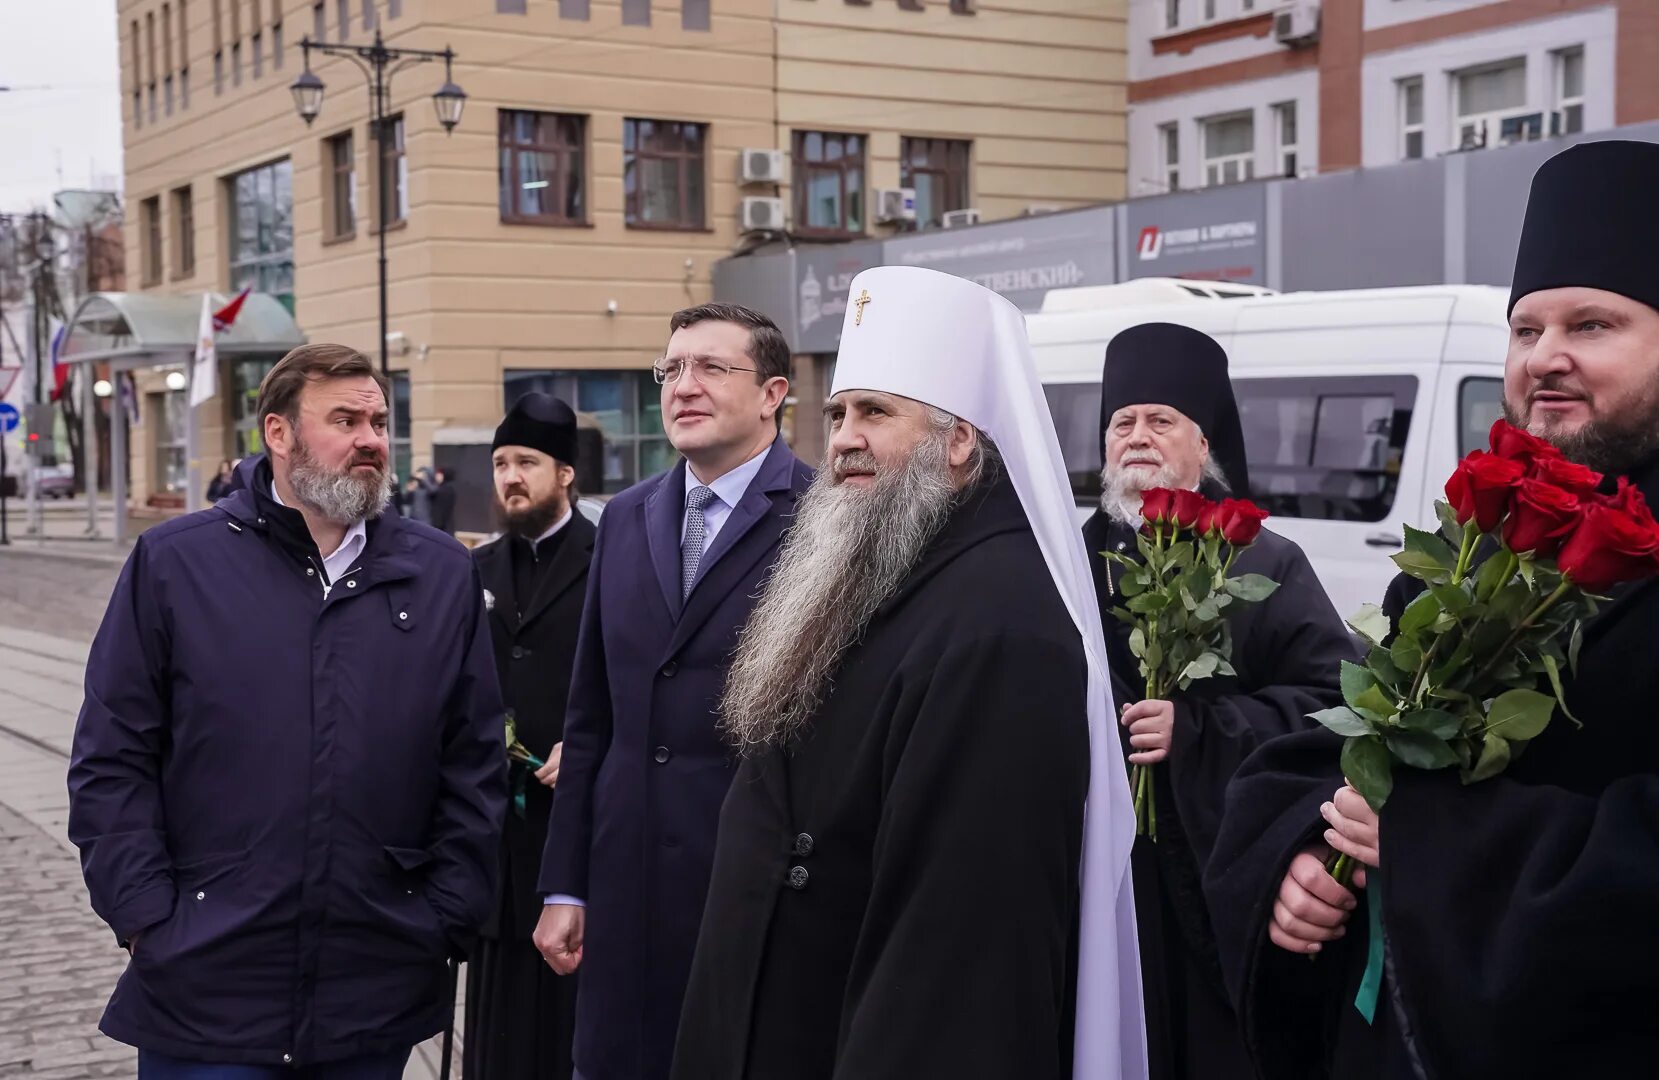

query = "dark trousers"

[{"left": 137, "top": 1049, "right": 412, "bottom": 1080}]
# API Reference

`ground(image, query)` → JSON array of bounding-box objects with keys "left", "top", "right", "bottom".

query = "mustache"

[
  {"left": 1527, "top": 376, "right": 1588, "bottom": 402},
  {"left": 832, "top": 451, "right": 879, "bottom": 479},
  {"left": 1119, "top": 452, "right": 1163, "bottom": 465}
]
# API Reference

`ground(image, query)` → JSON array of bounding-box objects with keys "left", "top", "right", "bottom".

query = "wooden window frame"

[
  {"left": 899, "top": 136, "right": 970, "bottom": 228},
  {"left": 172, "top": 185, "right": 196, "bottom": 279},
  {"left": 793, "top": 130, "right": 866, "bottom": 239},
  {"left": 325, "top": 130, "right": 357, "bottom": 241},
  {"left": 499, "top": 110, "right": 588, "bottom": 227},
  {"left": 625, "top": 119, "right": 707, "bottom": 232}
]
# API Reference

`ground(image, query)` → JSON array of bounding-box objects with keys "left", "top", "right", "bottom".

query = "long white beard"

[
  {"left": 720, "top": 428, "right": 960, "bottom": 755},
  {"left": 1099, "top": 459, "right": 1187, "bottom": 527}
]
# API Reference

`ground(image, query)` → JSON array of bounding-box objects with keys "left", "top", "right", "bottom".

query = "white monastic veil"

[{"left": 829, "top": 266, "right": 1147, "bottom": 1078}]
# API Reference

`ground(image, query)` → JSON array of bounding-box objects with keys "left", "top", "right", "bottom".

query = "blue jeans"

[{"left": 137, "top": 1049, "right": 412, "bottom": 1080}]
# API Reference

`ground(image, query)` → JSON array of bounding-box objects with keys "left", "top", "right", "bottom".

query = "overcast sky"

[{"left": 0, "top": 0, "right": 124, "bottom": 213}]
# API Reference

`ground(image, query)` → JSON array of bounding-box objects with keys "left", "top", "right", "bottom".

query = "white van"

[{"left": 1029, "top": 281, "right": 1512, "bottom": 621}]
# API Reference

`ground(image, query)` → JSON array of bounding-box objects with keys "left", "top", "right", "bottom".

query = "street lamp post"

[{"left": 290, "top": 29, "right": 465, "bottom": 463}]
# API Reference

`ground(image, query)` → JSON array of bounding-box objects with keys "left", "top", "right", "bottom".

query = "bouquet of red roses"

[
  {"left": 1315, "top": 419, "right": 1659, "bottom": 885},
  {"left": 1103, "top": 489, "right": 1279, "bottom": 839}
]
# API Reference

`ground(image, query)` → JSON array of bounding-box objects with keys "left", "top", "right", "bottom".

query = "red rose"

[
  {"left": 1195, "top": 500, "right": 1224, "bottom": 537},
  {"left": 1530, "top": 455, "right": 1602, "bottom": 496},
  {"left": 1171, "top": 489, "right": 1211, "bottom": 531},
  {"left": 1216, "top": 498, "right": 1269, "bottom": 546},
  {"left": 1489, "top": 419, "right": 1562, "bottom": 466},
  {"left": 1139, "top": 488, "right": 1177, "bottom": 526},
  {"left": 1557, "top": 497, "right": 1659, "bottom": 592},
  {"left": 1502, "top": 478, "right": 1582, "bottom": 557},
  {"left": 1601, "top": 476, "right": 1653, "bottom": 518},
  {"left": 1445, "top": 451, "right": 1526, "bottom": 532}
]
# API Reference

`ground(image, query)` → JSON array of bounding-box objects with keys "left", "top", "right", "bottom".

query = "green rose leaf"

[
  {"left": 1347, "top": 604, "right": 1393, "bottom": 648},
  {"left": 1144, "top": 639, "right": 1164, "bottom": 671},
  {"left": 1568, "top": 622, "right": 1585, "bottom": 676},
  {"left": 1482, "top": 688, "right": 1556, "bottom": 742},
  {"left": 1385, "top": 730, "right": 1460, "bottom": 770},
  {"left": 1468, "top": 733, "right": 1512, "bottom": 783},
  {"left": 1396, "top": 708, "right": 1463, "bottom": 740},
  {"left": 1180, "top": 651, "right": 1221, "bottom": 683},
  {"left": 1193, "top": 598, "right": 1222, "bottom": 623},
  {"left": 1541, "top": 653, "right": 1581, "bottom": 727},
  {"left": 1224, "top": 574, "right": 1280, "bottom": 603},
  {"left": 1341, "top": 736, "right": 1394, "bottom": 812},
  {"left": 1435, "top": 498, "right": 1464, "bottom": 547},
  {"left": 1474, "top": 550, "right": 1515, "bottom": 600},
  {"left": 1127, "top": 592, "right": 1170, "bottom": 615},
  {"left": 1339, "top": 660, "right": 1378, "bottom": 707},
  {"left": 1129, "top": 627, "right": 1146, "bottom": 659},
  {"left": 1352, "top": 682, "right": 1397, "bottom": 721},
  {"left": 1399, "top": 590, "right": 1443, "bottom": 636},
  {"left": 1405, "top": 524, "right": 1459, "bottom": 568},
  {"left": 1118, "top": 572, "right": 1146, "bottom": 597},
  {"left": 1429, "top": 582, "right": 1473, "bottom": 616},
  {"left": 1312, "top": 705, "right": 1374, "bottom": 738},
  {"left": 1390, "top": 633, "right": 1424, "bottom": 673}
]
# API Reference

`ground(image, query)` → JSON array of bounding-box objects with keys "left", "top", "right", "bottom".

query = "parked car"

[
  {"left": 36, "top": 464, "right": 76, "bottom": 500},
  {"left": 1029, "top": 282, "right": 1510, "bottom": 622}
]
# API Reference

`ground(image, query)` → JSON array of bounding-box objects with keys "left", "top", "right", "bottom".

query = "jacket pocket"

[
  {"left": 136, "top": 852, "right": 250, "bottom": 972},
  {"left": 380, "top": 846, "right": 449, "bottom": 958}
]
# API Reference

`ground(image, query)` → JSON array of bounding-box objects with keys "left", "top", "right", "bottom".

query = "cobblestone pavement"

[{"left": 0, "top": 550, "right": 459, "bottom": 1079}]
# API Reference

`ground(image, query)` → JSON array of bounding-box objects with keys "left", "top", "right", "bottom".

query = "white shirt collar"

[
  {"left": 531, "top": 507, "right": 574, "bottom": 546},
  {"left": 687, "top": 441, "right": 773, "bottom": 510},
  {"left": 271, "top": 481, "right": 368, "bottom": 593}
]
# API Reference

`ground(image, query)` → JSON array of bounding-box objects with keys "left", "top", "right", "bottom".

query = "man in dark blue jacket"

[
  {"left": 68, "top": 343, "right": 507, "bottom": 1079},
  {"left": 533, "top": 304, "right": 812, "bottom": 1080}
]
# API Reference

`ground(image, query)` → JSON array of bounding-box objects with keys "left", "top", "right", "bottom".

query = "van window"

[
  {"left": 1044, "top": 381, "right": 1105, "bottom": 506},
  {"left": 1459, "top": 377, "right": 1504, "bottom": 457},
  {"left": 1236, "top": 376, "right": 1417, "bottom": 523}
]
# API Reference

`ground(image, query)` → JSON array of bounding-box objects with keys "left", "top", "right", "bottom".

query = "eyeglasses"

[{"left": 651, "top": 357, "right": 760, "bottom": 386}]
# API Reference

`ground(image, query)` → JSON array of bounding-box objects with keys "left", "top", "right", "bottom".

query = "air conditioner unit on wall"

[
  {"left": 740, "top": 149, "right": 786, "bottom": 185},
  {"left": 941, "top": 208, "right": 981, "bottom": 229},
  {"left": 1274, "top": 1, "right": 1320, "bottom": 47},
  {"left": 741, "top": 196, "right": 786, "bottom": 233},
  {"left": 875, "top": 187, "right": 917, "bottom": 224}
]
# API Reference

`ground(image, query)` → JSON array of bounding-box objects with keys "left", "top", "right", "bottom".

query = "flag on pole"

[
  {"left": 188, "top": 286, "right": 251, "bottom": 408},
  {"left": 47, "top": 324, "right": 69, "bottom": 402}
]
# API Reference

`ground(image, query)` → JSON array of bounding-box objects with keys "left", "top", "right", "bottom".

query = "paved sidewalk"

[{"left": 0, "top": 575, "right": 461, "bottom": 1078}]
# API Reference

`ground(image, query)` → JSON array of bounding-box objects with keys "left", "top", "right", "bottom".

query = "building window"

[
  {"left": 231, "top": 357, "right": 279, "bottom": 455},
  {"left": 389, "top": 0, "right": 402, "bottom": 17},
  {"left": 379, "top": 115, "right": 408, "bottom": 227},
  {"left": 497, "top": 0, "right": 528, "bottom": 10},
  {"left": 1202, "top": 112, "right": 1253, "bottom": 187},
  {"left": 173, "top": 185, "right": 196, "bottom": 277},
  {"left": 1455, "top": 58, "right": 1533, "bottom": 150},
  {"left": 622, "top": 0, "right": 650, "bottom": 25},
  {"left": 153, "top": 391, "right": 189, "bottom": 496},
  {"left": 228, "top": 159, "right": 295, "bottom": 311},
  {"left": 499, "top": 110, "right": 587, "bottom": 225},
  {"left": 1237, "top": 375, "right": 1417, "bottom": 522},
  {"left": 683, "top": 0, "right": 709, "bottom": 30},
  {"left": 625, "top": 119, "right": 707, "bottom": 230},
  {"left": 1203, "top": 0, "right": 1215, "bottom": 19},
  {"left": 273, "top": 20, "right": 284, "bottom": 67},
  {"left": 182, "top": 69, "right": 190, "bottom": 108},
  {"left": 233, "top": 41, "right": 242, "bottom": 85},
  {"left": 252, "top": 31, "right": 263, "bottom": 77},
  {"left": 504, "top": 371, "right": 672, "bottom": 494},
  {"left": 1553, "top": 47, "right": 1584, "bottom": 136},
  {"left": 141, "top": 196, "right": 163, "bottom": 286},
  {"left": 390, "top": 371, "right": 412, "bottom": 481},
  {"left": 1272, "top": 101, "right": 1298, "bottom": 177},
  {"left": 363, "top": 0, "right": 375, "bottom": 30},
  {"left": 337, "top": 0, "right": 351, "bottom": 38},
  {"left": 326, "top": 131, "right": 357, "bottom": 238},
  {"left": 1399, "top": 77, "right": 1424, "bottom": 159},
  {"left": 314, "top": 1, "right": 325, "bottom": 38},
  {"left": 215, "top": 51, "right": 224, "bottom": 94},
  {"left": 949, "top": 0, "right": 974, "bottom": 12},
  {"left": 131, "top": 18, "right": 143, "bottom": 128},
  {"left": 1164, "top": 0, "right": 1179, "bottom": 31},
  {"left": 150, "top": 85, "right": 159, "bottom": 124},
  {"left": 900, "top": 136, "right": 970, "bottom": 229},
  {"left": 166, "top": 75, "right": 175, "bottom": 116},
  {"left": 1159, "top": 122, "right": 1179, "bottom": 191},
  {"left": 794, "top": 131, "right": 865, "bottom": 237},
  {"left": 561, "top": 0, "right": 590, "bottom": 17}
]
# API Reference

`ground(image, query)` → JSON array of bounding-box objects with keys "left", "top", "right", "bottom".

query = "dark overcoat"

[
  {"left": 67, "top": 455, "right": 506, "bottom": 1066},
  {"left": 539, "top": 436, "right": 813, "bottom": 1080}
]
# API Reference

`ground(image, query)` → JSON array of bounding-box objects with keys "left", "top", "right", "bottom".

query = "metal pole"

[
  {"left": 112, "top": 370, "right": 126, "bottom": 547},
  {"left": 374, "top": 40, "right": 394, "bottom": 446},
  {"left": 83, "top": 365, "right": 98, "bottom": 536},
  {"left": 1, "top": 421, "right": 10, "bottom": 545}
]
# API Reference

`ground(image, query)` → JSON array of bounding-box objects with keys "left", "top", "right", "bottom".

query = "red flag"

[{"left": 212, "top": 285, "right": 253, "bottom": 334}]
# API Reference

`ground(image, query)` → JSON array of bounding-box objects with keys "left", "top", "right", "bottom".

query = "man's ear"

[
  {"left": 761, "top": 376, "right": 789, "bottom": 420},
  {"left": 558, "top": 463, "right": 577, "bottom": 491},
  {"left": 264, "top": 413, "right": 292, "bottom": 462},
  {"left": 947, "top": 419, "right": 977, "bottom": 469}
]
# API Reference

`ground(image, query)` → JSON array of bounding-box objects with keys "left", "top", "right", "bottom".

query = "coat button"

[
  {"left": 512, "top": 645, "right": 527, "bottom": 659},
  {"left": 306, "top": 567, "right": 315, "bottom": 576},
  {"left": 660, "top": 661, "right": 678, "bottom": 677},
  {"left": 794, "top": 832, "right": 814, "bottom": 857},
  {"left": 788, "top": 865, "right": 809, "bottom": 890},
  {"left": 195, "top": 891, "right": 205, "bottom": 901},
  {"left": 399, "top": 611, "right": 408, "bottom": 621},
  {"left": 653, "top": 746, "right": 671, "bottom": 764},
  {"left": 282, "top": 1054, "right": 292, "bottom": 1064},
  {"left": 346, "top": 580, "right": 357, "bottom": 589}
]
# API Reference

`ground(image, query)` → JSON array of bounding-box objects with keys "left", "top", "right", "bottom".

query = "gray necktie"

[{"left": 682, "top": 485, "right": 717, "bottom": 599}]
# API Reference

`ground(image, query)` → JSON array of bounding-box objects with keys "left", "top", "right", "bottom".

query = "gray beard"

[
  {"left": 720, "top": 428, "right": 961, "bottom": 755},
  {"left": 1504, "top": 389, "right": 1659, "bottom": 476},
  {"left": 1099, "top": 459, "right": 1187, "bottom": 527},
  {"left": 288, "top": 434, "right": 391, "bottom": 526}
]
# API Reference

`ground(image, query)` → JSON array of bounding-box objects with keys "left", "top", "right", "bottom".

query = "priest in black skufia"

[
  {"left": 673, "top": 266, "right": 1146, "bottom": 1080},
  {"left": 465, "top": 393, "right": 596, "bottom": 1080},
  {"left": 1206, "top": 139, "right": 1659, "bottom": 1080},
  {"left": 1079, "top": 323, "right": 1352, "bottom": 1080}
]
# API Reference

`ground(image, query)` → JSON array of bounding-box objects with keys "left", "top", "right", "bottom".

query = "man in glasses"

[{"left": 534, "top": 303, "right": 813, "bottom": 1080}]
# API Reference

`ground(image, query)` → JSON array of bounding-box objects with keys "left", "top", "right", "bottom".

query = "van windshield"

[{"left": 1043, "top": 382, "right": 1103, "bottom": 506}]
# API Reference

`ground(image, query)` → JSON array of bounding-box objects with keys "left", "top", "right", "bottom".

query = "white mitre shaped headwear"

[{"left": 830, "top": 265, "right": 1147, "bottom": 1080}]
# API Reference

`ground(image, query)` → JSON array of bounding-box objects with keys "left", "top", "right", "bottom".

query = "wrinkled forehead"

[
  {"left": 303, "top": 375, "right": 386, "bottom": 416},
  {"left": 1107, "top": 402, "right": 1196, "bottom": 429}
]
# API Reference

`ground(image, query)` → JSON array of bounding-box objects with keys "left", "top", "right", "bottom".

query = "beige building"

[{"left": 116, "top": 0, "right": 1126, "bottom": 508}]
